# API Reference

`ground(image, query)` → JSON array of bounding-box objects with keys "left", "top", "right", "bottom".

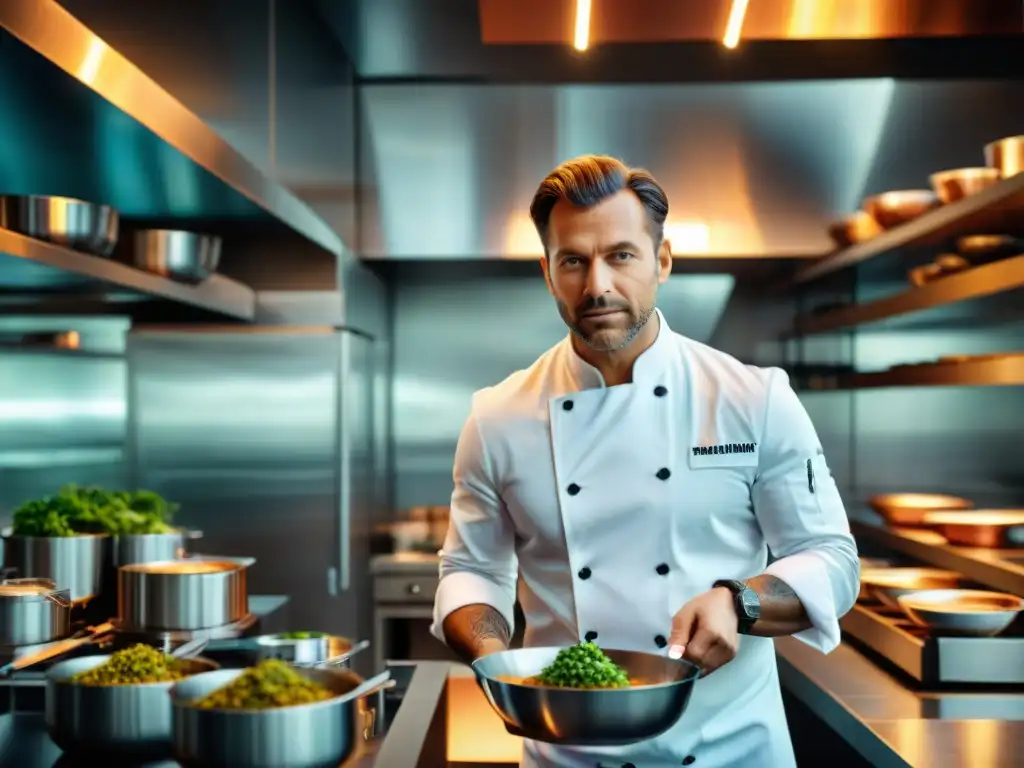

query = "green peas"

[{"left": 535, "top": 642, "right": 630, "bottom": 689}]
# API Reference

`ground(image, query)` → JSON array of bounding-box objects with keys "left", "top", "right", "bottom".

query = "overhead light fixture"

[
  {"left": 723, "top": 0, "right": 750, "bottom": 50},
  {"left": 664, "top": 221, "right": 711, "bottom": 254},
  {"left": 573, "top": 0, "right": 592, "bottom": 51}
]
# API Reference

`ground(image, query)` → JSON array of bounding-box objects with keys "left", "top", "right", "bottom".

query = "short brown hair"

[{"left": 529, "top": 155, "right": 669, "bottom": 255}]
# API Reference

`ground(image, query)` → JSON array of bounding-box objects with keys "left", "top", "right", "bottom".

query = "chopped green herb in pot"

[
  {"left": 11, "top": 485, "right": 179, "bottom": 537},
  {"left": 194, "top": 659, "right": 335, "bottom": 710},
  {"left": 72, "top": 643, "right": 187, "bottom": 686},
  {"left": 535, "top": 642, "right": 630, "bottom": 689},
  {"left": 276, "top": 631, "right": 327, "bottom": 640}
]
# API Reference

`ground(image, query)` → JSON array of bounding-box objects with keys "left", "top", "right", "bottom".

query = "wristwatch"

[{"left": 713, "top": 579, "right": 761, "bottom": 635}]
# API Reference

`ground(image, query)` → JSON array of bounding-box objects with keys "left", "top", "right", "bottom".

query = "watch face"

[{"left": 741, "top": 589, "right": 761, "bottom": 619}]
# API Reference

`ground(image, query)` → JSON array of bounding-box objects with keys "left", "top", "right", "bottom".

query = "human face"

[{"left": 541, "top": 190, "right": 673, "bottom": 352}]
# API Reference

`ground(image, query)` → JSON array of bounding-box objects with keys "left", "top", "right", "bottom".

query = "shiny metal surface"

[
  {"left": 1, "top": 534, "right": 110, "bottom": 604},
  {"left": 126, "top": 326, "right": 382, "bottom": 676},
  {"left": 205, "top": 634, "right": 369, "bottom": 668},
  {"left": 45, "top": 654, "right": 219, "bottom": 759},
  {"left": 897, "top": 589, "right": 1024, "bottom": 637},
  {"left": 170, "top": 666, "right": 383, "bottom": 768},
  {"left": 985, "top": 135, "right": 1024, "bottom": 178},
  {"left": 0, "top": 0, "right": 342, "bottom": 256},
  {"left": 472, "top": 647, "right": 699, "bottom": 746},
  {"left": 118, "top": 559, "right": 250, "bottom": 631},
  {"left": 0, "top": 196, "right": 118, "bottom": 257},
  {"left": 777, "top": 636, "right": 1024, "bottom": 768},
  {"left": 389, "top": 271, "right": 736, "bottom": 507},
  {"left": 0, "top": 579, "right": 71, "bottom": 647},
  {"left": 114, "top": 531, "right": 195, "bottom": 566},
  {"left": 130, "top": 230, "right": 223, "bottom": 285},
  {"left": 929, "top": 167, "right": 1003, "bottom": 204}
]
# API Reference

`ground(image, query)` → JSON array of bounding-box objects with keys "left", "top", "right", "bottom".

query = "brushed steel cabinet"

[{"left": 126, "top": 327, "right": 377, "bottom": 671}]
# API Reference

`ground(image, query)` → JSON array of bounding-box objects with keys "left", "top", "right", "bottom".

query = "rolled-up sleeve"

[
  {"left": 430, "top": 400, "right": 518, "bottom": 644},
  {"left": 752, "top": 369, "right": 859, "bottom": 653}
]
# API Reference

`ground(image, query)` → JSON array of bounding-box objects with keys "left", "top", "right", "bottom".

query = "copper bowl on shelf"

[
  {"left": 826, "top": 211, "right": 882, "bottom": 249},
  {"left": 919, "top": 509, "right": 1024, "bottom": 548},
  {"left": 868, "top": 493, "right": 973, "bottom": 527},
  {"left": 984, "top": 135, "right": 1024, "bottom": 178},
  {"left": 858, "top": 567, "right": 962, "bottom": 609},
  {"left": 956, "top": 234, "right": 1023, "bottom": 262},
  {"left": 897, "top": 589, "right": 1024, "bottom": 637},
  {"left": 929, "top": 168, "right": 1001, "bottom": 204},
  {"left": 862, "top": 190, "right": 939, "bottom": 229}
]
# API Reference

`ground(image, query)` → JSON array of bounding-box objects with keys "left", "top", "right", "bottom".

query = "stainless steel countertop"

[
  {"left": 776, "top": 636, "right": 1024, "bottom": 767},
  {"left": 371, "top": 552, "right": 440, "bottom": 576}
]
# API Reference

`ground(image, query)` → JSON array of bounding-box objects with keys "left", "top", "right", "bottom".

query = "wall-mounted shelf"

[
  {"left": 851, "top": 516, "right": 1024, "bottom": 597},
  {"left": 0, "top": 1, "right": 343, "bottom": 257},
  {"left": 793, "top": 254, "right": 1024, "bottom": 336},
  {"left": 793, "top": 173, "right": 1024, "bottom": 285},
  {"left": 801, "top": 354, "right": 1024, "bottom": 391},
  {"left": 0, "top": 228, "right": 256, "bottom": 321}
]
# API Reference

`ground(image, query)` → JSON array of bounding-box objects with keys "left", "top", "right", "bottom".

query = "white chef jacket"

[{"left": 431, "top": 309, "right": 859, "bottom": 768}]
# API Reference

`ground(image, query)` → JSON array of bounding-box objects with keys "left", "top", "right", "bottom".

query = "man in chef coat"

[{"left": 430, "top": 155, "right": 860, "bottom": 768}]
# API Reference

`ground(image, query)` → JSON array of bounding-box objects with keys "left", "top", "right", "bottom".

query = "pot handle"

[
  {"left": 342, "top": 671, "right": 396, "bottom": 704},
  {"left": 317, "top": 639, "right": 370, "bottom": 668}
]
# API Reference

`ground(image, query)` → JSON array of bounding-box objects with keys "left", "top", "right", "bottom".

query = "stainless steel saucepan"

[
  {"left": 130, "top": 229, "right": 222, "bottom": 284},
  {"left": 204, "top": 633, "right": 370, "bottom": 668},
  {"left": 170, "top": 667, "right": 394, "bottom": 768},
  {"left": 46, "top": 653, "right": 219, "bottom": 760},
  {"left": 0, "top": 578, "right": 70, "bottom": 647},
  {"left": 473, "top": 647, "right": 700, "bottom": 746}
]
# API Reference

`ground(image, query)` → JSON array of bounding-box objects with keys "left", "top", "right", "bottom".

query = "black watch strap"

[{"left": 713, "top": 579, "right": 761, "bottom": 635}]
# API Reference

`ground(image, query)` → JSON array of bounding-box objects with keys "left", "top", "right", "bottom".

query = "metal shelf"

[
  {"left": 793, "top": 173, "right": 1024, "bottom": 285},
  {"left": 851, "top": 517, "right": 1024, "bottom": 597},
  {"left": 0, "top": 1, "right": 343, "bottom": 258},
  {"left": 794, "top": 254, "right": 1024, "bottom": 336},
  {"left": 0, "top": 228, "right": 255, "bottom": 321},
  {"left": 803, "top": 354, "right": 1024, "bottom": 391}
]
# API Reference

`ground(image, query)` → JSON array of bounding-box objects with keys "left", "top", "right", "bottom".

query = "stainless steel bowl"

[
  {"left": 0, "top": 578, "right": 71, "bottom": 647},
  {"left": 131, "top": 230, "right": 223, "bottom": 284},
  {"left": 858, "top": 567, "right": 962, "bottom": 609},
  {"left": 0, "top": 195, "right": 119, "bottom": 256},
  {"left": 1, "top": 533, "right": 112, "bottom": 604},
  {"left": 170, "top": 667, "right": 390, "bottom": 768},
  {"left": 118, "top": 558, "right": 251, "bottom": 631},
  {"left": 46, "top": 653, "right": 219, "bottom": 759},
  {"left": 984, "top": 135, "right": 1024, "bottom": 178},
  {"left": 897, "top": 589, "right": 1024, "bottom": 637},
  {"left": 472, "top": 647, "right": 700, "bottom": 746}
]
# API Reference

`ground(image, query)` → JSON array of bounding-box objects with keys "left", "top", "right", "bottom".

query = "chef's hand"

[{"left": 667, "top": 587, "right": 738, "bottom": 675}]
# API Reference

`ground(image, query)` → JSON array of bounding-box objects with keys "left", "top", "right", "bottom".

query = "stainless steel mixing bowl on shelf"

[{"left": 472, "top": 646, "right": 701, "bottom": 747}]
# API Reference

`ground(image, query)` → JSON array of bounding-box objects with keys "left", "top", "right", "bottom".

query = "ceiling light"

[
  {"left": 573, "top": 0, "right": 592, "bottom": 51},
  {"left": 723, "top": 0, "right": 750, "bottom": 50}
]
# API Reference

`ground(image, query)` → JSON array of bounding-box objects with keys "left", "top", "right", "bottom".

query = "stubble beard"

[{"left": 557, "top": 301, "right": 656, "bottom": 352}]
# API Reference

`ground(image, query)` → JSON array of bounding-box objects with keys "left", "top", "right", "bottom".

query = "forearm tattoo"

[{"left": 443, "top": 603, "right": 511, "bottom": 663}]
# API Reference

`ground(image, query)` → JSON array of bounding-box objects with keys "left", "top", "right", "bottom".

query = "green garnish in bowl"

[{"left": 536, "top": 641, "right": 630, "bottom": 689}]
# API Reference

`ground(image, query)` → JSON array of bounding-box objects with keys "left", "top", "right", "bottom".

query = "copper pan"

[
  {"left": 984, "top": 135, "right": 1024, "bottom": 178},
  {"left": 920, "top": 510, "right": 1024, "bottom": 548},
  {"left": 929, "top": 168, "right": 1001, "bottom": 204},
  {"left": 827, "top": 212, "right": 882, "bottom": 249},
  {"left": 868, "top": 493, "right": 973, "bottom": 527},
  {"left": 862, "top": 190, "right": 939, "bottom": 229},
  {"left": 858, "top": 567, "right": 962, "bottom": 609}
]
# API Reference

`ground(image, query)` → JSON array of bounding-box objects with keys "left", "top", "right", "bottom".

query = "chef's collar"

[{"left": 566, "top": 308, "right": 673, "bottom": 390}]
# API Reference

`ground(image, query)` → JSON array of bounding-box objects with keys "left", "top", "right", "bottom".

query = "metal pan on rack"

[
  {"left": 897, "top": 589, "right": 1024, "bottom": 637},
  {"left": 0, "top": 195, "right": 119, "bottom": 256},
  {"left": 858, "top": 567, "right": 962, "bottom": 609},
  {"left": 868, "top": 493, "right": 973, "bottom": 527}
]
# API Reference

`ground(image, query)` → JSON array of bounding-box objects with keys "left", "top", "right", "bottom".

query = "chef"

[{"left": 430, "top": 155, "right": 860, "bottom": 768}]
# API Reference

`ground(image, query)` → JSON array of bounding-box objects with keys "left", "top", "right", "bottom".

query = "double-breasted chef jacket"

[{"left": 431, "top": 309, "right": 860, "bottom": 768}]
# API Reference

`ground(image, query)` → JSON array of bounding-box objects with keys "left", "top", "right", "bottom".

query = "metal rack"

[{"left": 801, "top": 353, "right": 1024, "bottom": 390}]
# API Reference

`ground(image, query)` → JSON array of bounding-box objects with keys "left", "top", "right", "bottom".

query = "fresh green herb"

[
  {"left": 11, "top": 485, "right": 179, "bottom": 537},
  {"left": 195, "top": 659, "right": 334, "bottom": 710},
  {"left": 276, "top": 631, "right": 326, "bottom": 640},
  {"left": 535, "top": 642, "right": 630, "bottom": 689},
  {"left": 72, "top": 643, "right": 187, "bottom": 686}
]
